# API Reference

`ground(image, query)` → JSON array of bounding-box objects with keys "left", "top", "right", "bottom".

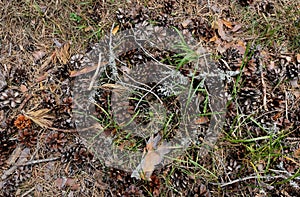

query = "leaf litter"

[{"left": 131, "top": 134, "right": 171, "bottom": 181}]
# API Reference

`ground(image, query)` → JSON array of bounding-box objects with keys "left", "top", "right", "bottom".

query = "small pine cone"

[
  {"left": 41, "top": 91, "right": 57, "bottom": 108},
  {"left": 123, "top": 185, "right": 143, "bottom": 197},
  {"left": 226, "top": 158, "right": 242, "bottom": 180},
  {"left": 45, "top": 131, "right": 67, "bottom": 152},
  {"left": 61, "top": 144, "right": 93, "bottom": 163},
  {"left": 219, "top": 47, "right": 242, "bottom": 71},
  {"left": 162, "top": 1, "right": 175, "bottom": 14},
  {"left": 61, "top": 96, "right": 73, "bottom": 113},
  {"left": 10, "top": 67, "right": 28, "bottom": 85},
  {"left": 238, "top": 88, "right": 261, "bottom": 113},
  {"left": 0, "top": 178, "right": 17, "bottom": 197},
  {"left": 147, "top": 175, "right": 161, "bottom": 197},
  {"left": 0, "top": 89, "right": 22, "bottom": 108},
  {"left": 189, "top": 179, "right": 211, "bottom": 197},
  {"left": 14, "top": 165, "right": 32, "bottom": 185},
  {"left": 238, "top": 0, "right": 253, "bottom": 7},
  {"left": 256, "top": 0, "right": 275, "bottom": 16},
  {"left": 169, "top": 170, "right": 190, "bottom": 194},
  {"left": 188, "top": 18, "right": 214, "bottom": 41},
  {"left": 18, "top": 129, "right": 37, "bottom": 147},
  {"left": 286, "top": 62, "right": 299, "bottom": 79},
  {"left": 14, "top": 114, "right": 31, "bottom": 129}
]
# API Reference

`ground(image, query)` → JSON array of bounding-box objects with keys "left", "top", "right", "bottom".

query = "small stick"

[
  {"left": 261, "top": 66, "right": 267, "bottom": 110},
  {"left": 21, "top": 187, "right": 35, "bottom": 197},
  {"left": 18, "top": 93, "right": 33, "bottom": 110},
  {"left": 210, "top": 175, "right": 283, "bottom": 187},
  {"left": 16, "top": 157, "right": 60, "bottom": 166},
  {"left": 70, "top": 61, "right": 108, "bottom": 77},
  {"left": 88, "top": 53, "right": 102, "bottom": 90}
]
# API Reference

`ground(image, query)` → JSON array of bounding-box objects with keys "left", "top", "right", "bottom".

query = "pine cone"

[
  {"left": 0, "top": 178, "right": 17, "bottom": 197},
  {"left": 61, "top": 144, "right": 93, "bottom": 163},
  {"left": 104, "top": 167, "right": 135, "bottom": 196},
  {"left": 238, "top": 88, "right": 261, "bottom": 113},
  {"left": 286, "top": 62, "right": 299, "bottom": 79},
  {"left": 123, "top": 185, "right": 144, "bottom": 197},
  {"left": 14, "top": 114, "right": 31, "bottom": 129},
  {"left": 219, "top": 47, "right": 242, "bottom": 71},
  {"left": 18, "top": 129, "right": 37, "bottom": 147},
  {"left": 14, "top": 165, "right": 32, "bottom": 185},
  {"left": 45, "top": 131, "right": 67, "bottom": 152},
  {"left": 169, "top": 169, "right": 190, "bottom": 194},
  {"left": 0, "top": 89, "right": 22, "bottom": 108}
]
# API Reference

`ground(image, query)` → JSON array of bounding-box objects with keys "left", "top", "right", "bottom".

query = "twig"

[
  {"left": 16, "top": 157, "right": 60, "bottom": 166},
  {"left": 108, "top": 23, "right": 118, "bottom": 80},
  {"left": 105, "top": 68, "right": 164, "bottom": 105},
  {"left": 211, "top": 175, "right": 282, "bottom": 187},
  {"left": 286, "top": 137, "right": 300, "bottom": 141},
  {"left": 260, "top": 66, "right": 267, "bottom": 110},
  {"left": 21, "top": 187, "right": 35, "bottom": 197},
  {"left": 18, "top": 93, "right": 32, "bottom": 111},
  {"left": 70, "top": 61, "right": 108, "bottom": 77},
  {"left": 88, "top": 53, "right": 103, "bottom": 90}
]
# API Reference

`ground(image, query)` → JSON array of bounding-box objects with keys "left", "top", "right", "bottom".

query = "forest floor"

[{"left": 0, "top": 0, "right": 299, "bottom": 196}]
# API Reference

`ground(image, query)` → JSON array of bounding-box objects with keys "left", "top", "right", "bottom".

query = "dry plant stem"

[
  {"left": 134, "top": 72, "right": 171, "bottom": 111},
  {"left": 16, "top": 157, "right": 60, "bottom": 166},
  {"left": 131, "top": 34, "right": 173, "bottom": 72},
  {"left": 109, "top": 23, "right": 118, "bottom": 80},
  {"left": 260, "top": 66, "right": 267, "bottom": 110},
  {"left": 21, "top": 187, "right": 35, "bottom": 197},
  {"left": 105, "top": 68, "right": 164, "bottom": 105},
  {"left": 88, "top": 53, "right": 103, "bottom": 90},
  {"left": 285, "top": 90, "right": 289, "bottom": 119},
  {"left": 18, "top": 93, "right": 33, "bottom": 110},
  {"left": 211, "top": 175, "right": 283, "bottom": 187}
]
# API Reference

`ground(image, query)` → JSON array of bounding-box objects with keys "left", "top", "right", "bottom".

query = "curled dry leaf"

[
  {"left": 222, "top": 19, "right": 233, "bottom": 29},
  {"left": 20, "top": 84, "right": 28, "bottom": 93},
  {"left": 131, "top": 135, "right": 171, "bottom": 180},
  {"left": 194, "top": 116, "right": 209, "bottom": 125},
  {"left": 32, "top": 50, "right": 46, "bottom": 62},
  {"left": 70, "top": 61, "right": 108, "bottom": 77},
  {"left": 294, "top": 148, "right": 300, "bottom": 158},
  {"left": 216, "top": 19, "right": 232, "bottom": 41},
  {"left": 231, "top": 23, "right": 242, "bottom": 32},
  {"left": 181, "top": 19, "right": 192, "bottom": 28},
  {"left": 55, "top": 177, "right": 80, "bottom": 190},
  {"left": 112, "top": 25, "right": 120, "bottom": 35}
]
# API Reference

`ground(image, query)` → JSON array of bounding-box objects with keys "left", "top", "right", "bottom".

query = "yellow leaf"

[
  {"left": 222, "top": 19, "right": 233, "bottom": 29},
  {"left": 112, "top": 25, "right": 119, "bottom": 35}
]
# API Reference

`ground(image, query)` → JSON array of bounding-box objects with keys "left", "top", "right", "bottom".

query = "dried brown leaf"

[
  {"left": 194, "top": 116, "right": 209, "bottom": 125},
  {"left": 217, "top": 19, "right": 232, "bottom": 41},
  {"left": 56, "top": 177, "right": 80, "bottom": 190},
  {"left": 181, "top": 19, "right": 192, "bottom": 28},
  {"left": 132, "top": 135, "right": 171, "bottom": 180},
  {"left": 7, "top": 145, "right": 22, "bottom": 165},
  {"left": 231, "top": 23, "right": 242, "bottom": 32},
  {"left": 70, "top": 61, "right": 107, "bottom": 77},
  {"left": 20, "top": 84, "right": 28, "bottom": 93},
  {"left": 222, "top": 19, "right": 233, "bottom": 29},
  {"left": 32, "top": 50, "right": 46, "bottom": 62},
  {"left": 296, "top": 53, "right": 300, "bottom": 63},
  {"left": 294, "top": 148, "right": 300, "bottom": 158}
]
